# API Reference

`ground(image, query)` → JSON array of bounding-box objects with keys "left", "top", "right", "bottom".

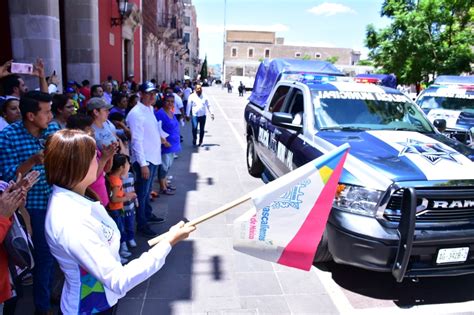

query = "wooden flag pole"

[{"left": 148, "top": 194, "right": 252, "bottom": 247}]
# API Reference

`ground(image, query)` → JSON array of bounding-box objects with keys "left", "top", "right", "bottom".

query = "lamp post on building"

[
  {"left": 222, "top": 0, "right": 227, "bottom": 84},
  {"left": 111, "top": 0, "right": 130, "bottom": 27}
]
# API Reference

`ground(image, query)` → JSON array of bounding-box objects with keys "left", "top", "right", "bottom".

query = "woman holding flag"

[{"left": 43, "top": 129, "right": 195, "bottom": 314}]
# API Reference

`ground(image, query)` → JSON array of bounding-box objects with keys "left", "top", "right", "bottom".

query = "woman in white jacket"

[{"left": 44, "top": 129, "right": 195, "bottom": 314}]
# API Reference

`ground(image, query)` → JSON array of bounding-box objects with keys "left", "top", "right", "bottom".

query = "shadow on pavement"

[
  {"left": 117, "top": 123, "right": 202, "bottom": 314},
  {"left": 315, "top": 261, "right": 474, "bottom": 308}
]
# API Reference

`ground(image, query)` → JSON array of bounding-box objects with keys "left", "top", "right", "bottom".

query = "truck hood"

[{"left": 316, "top": 130, "right": 474, "bottom": 183}]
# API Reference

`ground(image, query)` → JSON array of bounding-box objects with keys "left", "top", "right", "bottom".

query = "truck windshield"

[
  {"left": 312, "top": 94, "right": 435, "bottom": 133},
  {"left": 418, "top": 96, "right": 474, "bottom": 113}
]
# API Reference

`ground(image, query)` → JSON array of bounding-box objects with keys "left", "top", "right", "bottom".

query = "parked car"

[{"left": 416, "top": 75, "right": 474, "bottom": 147}]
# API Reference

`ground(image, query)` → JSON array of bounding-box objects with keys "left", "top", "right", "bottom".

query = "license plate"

[{"left": 436, "top": 247, "right": 469, "bottom": 264}]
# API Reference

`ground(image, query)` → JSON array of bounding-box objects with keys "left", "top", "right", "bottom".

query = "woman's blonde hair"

[{"left": 45, "top": 129, "right": 96, "bottom": 189}]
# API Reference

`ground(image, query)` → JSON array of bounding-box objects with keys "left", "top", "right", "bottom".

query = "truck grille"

[{"left": 384, "top": 187, "right": 474, "bottom": 223}]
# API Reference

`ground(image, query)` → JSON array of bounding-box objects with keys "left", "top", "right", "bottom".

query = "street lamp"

[
  {"left": 111, "top": 0, "right": 129, "bottom": 27},
  {"left": 222, "top": 0, "right": 227, "bottom": 83}
]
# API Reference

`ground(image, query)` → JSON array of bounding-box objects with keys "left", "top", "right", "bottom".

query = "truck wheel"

[
  {"left": 247, "top": 138, "right": 264, "bottom": 177},
  {"left": 313, "top": 231, "right": 332, "bottom": 263}
]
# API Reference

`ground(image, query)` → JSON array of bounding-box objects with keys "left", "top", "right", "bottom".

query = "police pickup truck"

[
  {"left": 245, "top": 59, "right": 474, "bottom": 281},
  {"left": 416, "top": 75, "right": 474, "bottom": 147}
]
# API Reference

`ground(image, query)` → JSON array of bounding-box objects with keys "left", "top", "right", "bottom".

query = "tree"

[
  {"left": 200, "top": 55, "right": 208, "bottom": 80},
  {"left": 357, "top": 59, "right": 374, "bottom": 66},
  {"left": 365, "top": 0, "right": 474, "bottom": 84},
  {"left": 325, "top": 56, "right": 339, "bottom": 64},
  {"left": 302, "top": 54, "right": 312, "bottom": 60}
]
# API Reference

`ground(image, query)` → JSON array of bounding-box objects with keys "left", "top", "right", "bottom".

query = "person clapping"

[{"left": 44, "top": 129, "right": 195, "bottom": 314}]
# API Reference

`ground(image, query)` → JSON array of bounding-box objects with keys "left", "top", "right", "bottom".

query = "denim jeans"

[
  {"left": 158, "top": 153, "right": 175, "bottom": 180},
  {"left": 123, "top": 210, "right": 135, "bottom": 241},
  {"left": 191, "top": 115, "right": 207, "bottom": 144},
  {"left": 132, "top": 162, "right": 158, "bottom": 228},
  {"left": 29, "top": 209, "right": 55, "bottom": 312},
  {"left": 107, "top": 210, "right": 124, "bottom": 243}
]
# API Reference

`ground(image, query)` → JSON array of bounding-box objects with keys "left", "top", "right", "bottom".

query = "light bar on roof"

[{"left": 354, "top": 77, "right": 380, "bottom": 84}]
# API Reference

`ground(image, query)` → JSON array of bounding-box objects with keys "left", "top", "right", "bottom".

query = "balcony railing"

[{"left": 157, "top": 13, "right": 177, "bottom": 29}]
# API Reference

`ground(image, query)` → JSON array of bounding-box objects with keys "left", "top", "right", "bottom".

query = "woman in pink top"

[{"left": 66, "top": 113, "right": 116, "bottom": 206}]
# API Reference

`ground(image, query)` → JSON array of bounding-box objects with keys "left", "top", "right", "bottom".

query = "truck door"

[
  {"left": 256, "top": 85, "right": 292, "bottom": 175},
  {"left": 268, "top": 87, "right": 309, "bottom": 176}
]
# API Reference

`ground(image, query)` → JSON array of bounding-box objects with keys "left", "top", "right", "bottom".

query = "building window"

[
  {"left": 231, "top": 47, "right": 237, "bottom": 57},
  {"left": 183, "top": 33, "right": 190, "bottom": 43},
  {"left": 264, "top": 48, "right": 270, "bottom": 58},
  {"left": 248, "top": 48, "right": 254, "bottom": 58},
  {"left": 295, "top": 52, "right": 301, "bottom": 57},
  {"left": 184, "top": 16, "right": 191, "bottom": 26},
  {"left": 236, "top": 67, "right": 244, "bottom": 76},
  {"left": 315, "top": 52, "right": 322, "bottom": 59}
]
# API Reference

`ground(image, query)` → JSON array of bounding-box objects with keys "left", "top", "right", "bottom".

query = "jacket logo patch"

[
  {"left": 100, "top": 221, "right": 114, "bottom": 243},
  {"left": 397, "top": 138, "right": 461, "bottom": 164}
]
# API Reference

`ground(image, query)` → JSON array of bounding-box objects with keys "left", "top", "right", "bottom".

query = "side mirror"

[
  {"left": 433, "top": 119, "right": 447, "bottom": 132},
  {"left": 272, "top": 112, "right": 302, "bottom": 132}
]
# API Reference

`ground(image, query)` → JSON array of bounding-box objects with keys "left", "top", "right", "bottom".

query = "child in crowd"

[
  {"left": 122, "top": 170, "right": 138, "bottom": 249},
  {"left": 107, "top": 154, "right": 137, "bottom": 264}
]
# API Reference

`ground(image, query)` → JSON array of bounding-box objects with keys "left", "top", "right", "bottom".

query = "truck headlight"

[{"left": 333, "top": 184, "right": 383, "bottom": 217}]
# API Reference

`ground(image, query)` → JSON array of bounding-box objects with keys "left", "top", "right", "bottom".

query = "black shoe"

[
  {"left": 148, "top": 214, "right": 165, "bottom": 224},
  {"left": 192, "top": 140, "right": 196, "bottom": 146},
  {"left": 137, "top": 226, "right": 158, "bottom": 237}
]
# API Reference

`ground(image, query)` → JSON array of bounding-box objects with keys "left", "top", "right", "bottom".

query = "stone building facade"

[
  {"left": 142, "top": 0, "right": 200, "bottom": 83},
  {"left": 223, "top": 30, "right": 362, "bottom": 83},
  {"left": 1, "top": 0, "right": 200, "bottom": 91},
  {"left": 0, "top": 0, "right": 143, "bottom": 90},
  {"left": 182, "top": 0, "right": 200, "bottom": 79}
]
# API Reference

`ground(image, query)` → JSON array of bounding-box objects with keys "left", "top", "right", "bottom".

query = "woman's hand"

[
  {"left": 165, "top": 221, "right": 196, "bottom": 246},
  {"left": 13, "top": 171, "right": 40, "bottom": 192},
  {"left": 0, "top": 184, "right": 26, "bottom": 218},
  {"left": 125, "top": 192, "right": 137, "bottom": 200},
  {"left": 0, "top": 60, "right": 12, "bottom": 79},
  {"left": 101, "top": 142, "right": 117, "bottom": 160}
]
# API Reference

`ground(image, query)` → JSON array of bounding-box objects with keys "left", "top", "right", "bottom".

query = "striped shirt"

[{"left": 122, "top": 172, "right": 135, "bottom": 214}]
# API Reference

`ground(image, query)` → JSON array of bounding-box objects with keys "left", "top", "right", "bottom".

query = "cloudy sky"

[{"left": 193, "top": 0, "right": 390, "bottom": 65}]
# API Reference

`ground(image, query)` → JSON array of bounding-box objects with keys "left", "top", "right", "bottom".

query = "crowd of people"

[{"left": 0, "top": 58, "right": 218, "bottom": 314}]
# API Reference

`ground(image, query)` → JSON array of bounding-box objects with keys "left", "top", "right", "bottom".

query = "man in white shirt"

[
  {"left": 103, "top": 81, "right": 113, "bottom": 104},
  {"left": 126, "top": 81, "right": 167, "bottom": 237},
  {"left": 186, "top": 84, "right": 214, "bottom": 146}
]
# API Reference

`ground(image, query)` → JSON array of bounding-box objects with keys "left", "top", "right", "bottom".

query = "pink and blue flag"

[{"left": 233, "top": 143, "right": 350, "bottom": 271}]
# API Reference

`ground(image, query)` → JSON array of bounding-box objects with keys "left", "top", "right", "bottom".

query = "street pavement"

[{"left": 11, "top": 85, "right": 474, "bottom": 315}]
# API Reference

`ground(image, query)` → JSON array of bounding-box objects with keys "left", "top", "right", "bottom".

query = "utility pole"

[{"left": 222, "top": 0, "right": 227, "bottom": 84}]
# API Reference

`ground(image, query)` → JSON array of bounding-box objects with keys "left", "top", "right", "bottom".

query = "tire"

[
  {"left": 313, "top": 230, "right": 333, "bottom": 263},
  {"left": 247, "top": 137, "right": 264, "bottom": 177}
]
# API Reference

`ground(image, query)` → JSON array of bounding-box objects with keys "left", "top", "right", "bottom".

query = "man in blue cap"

[{"left": 126, "top": 82, "right": 168, "bottom": 237}]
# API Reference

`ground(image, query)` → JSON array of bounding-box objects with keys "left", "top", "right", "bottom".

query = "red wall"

[{"left": 98, "top": 0, "right": 141, "bottom": 84}]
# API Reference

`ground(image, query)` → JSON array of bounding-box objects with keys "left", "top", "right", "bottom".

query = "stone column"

[
  {"left": 63, "top": 0, "right": 100, "bottom": 84},
  {"left": 8, "top": 0, "right": 62, "bottom": 91}
]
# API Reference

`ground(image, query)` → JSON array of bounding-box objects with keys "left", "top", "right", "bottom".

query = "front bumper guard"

[{"left": 391, "top": 188, "right": 416, "bottom": 282}]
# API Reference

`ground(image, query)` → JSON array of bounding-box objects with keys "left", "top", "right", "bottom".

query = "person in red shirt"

[
  {"left": 79, "top": 80, "right": 91, "bottom": 103},
  {"left": 0, "top": 171, "right": 39, "bottom": 313}
]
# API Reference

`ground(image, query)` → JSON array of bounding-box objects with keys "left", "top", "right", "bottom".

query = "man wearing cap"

[
  {"left": 126, "top": 81, "right": 167, "bottom": 237},
  {"left": 86, "top": 97, "right": 118, "bottom": 150},
  {"left": 0, "top": 91, "right": 59, "bottom": 314},
  {"left": 126, "top": 74, "right": 136, "bottom": 91}
]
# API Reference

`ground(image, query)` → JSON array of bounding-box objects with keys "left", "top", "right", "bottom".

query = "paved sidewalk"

[
  {"left": 115, "top": 86, "right": 338, "bottom": 314},
  {"left": 11, "top": 86, "right": 338, "bottom": 314}
]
